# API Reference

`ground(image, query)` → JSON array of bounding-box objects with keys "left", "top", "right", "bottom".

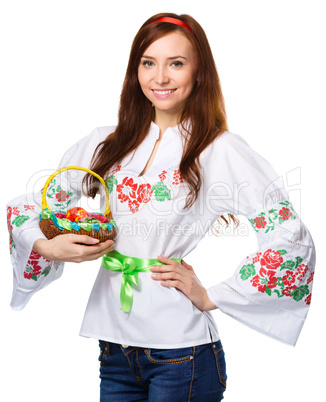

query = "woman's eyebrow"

[{"left": 141, "top": 55, "right": 187, "bottom": 60}]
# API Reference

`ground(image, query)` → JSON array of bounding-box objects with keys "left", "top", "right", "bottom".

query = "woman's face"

[{"left": 138, "top": 32, "right": 198, "bottom": 118}]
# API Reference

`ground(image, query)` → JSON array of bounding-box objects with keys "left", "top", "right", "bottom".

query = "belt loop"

[{"left": 104, "top": 341, "right": 110, "bottom": 357}]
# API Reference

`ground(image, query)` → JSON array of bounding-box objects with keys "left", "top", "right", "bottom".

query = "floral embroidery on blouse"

[
  {"left": 239, "top": 248, "right": 313, "bottom": 305},
  {"left": 172, "top": 169, "right": 184, "bottom": 185},
  {"left": 106, "top": 167, "right": 183, "bottom": 213},
  {"left": 7, "top": 205, "right": 34, "bottom": 255},
  {"left": 23, "top": 249, "right": 52, "bottom": 281},
  {"left": 116, "top": 177, "right": 154, "bottom": 213},
  {"left": 248, "top": 200, "right": 297, "bottom": 233},
  {"left": 7, "top": 205, "right": 37, "bottom": 254},
  {"left": 107, "top": 165, "right": 121, "bottom": 194},
  {"left": 9, "top": 205, "right": 30, "bottom": 228},
  {"left": 42, "top": 179, "right": 73, "bottom": 211}
]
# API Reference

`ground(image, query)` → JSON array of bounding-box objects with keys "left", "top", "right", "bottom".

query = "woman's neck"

[{"left": 153, "top": 109, "right": 180, "bottom": 137}]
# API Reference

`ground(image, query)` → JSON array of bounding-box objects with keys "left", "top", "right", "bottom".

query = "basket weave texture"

[{"left": 39, "top": 166, "right": 116, "bottom": 243}]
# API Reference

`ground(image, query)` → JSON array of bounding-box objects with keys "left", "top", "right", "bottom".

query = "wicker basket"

[{"left": 39, "top": 166, "right": 116, "bottom": 243}]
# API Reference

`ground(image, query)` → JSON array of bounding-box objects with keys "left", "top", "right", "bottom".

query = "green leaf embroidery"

[
  {"left": 9, "top": 236, "right": 16, "bottom": 254},
  {"left": 46, "top": 179, "right": 56, "bottom": 198},
  {"left": 280, "top": 260, "right": 296, "bottom": 270},
  {"left": 152, "top": 182, "right": 171, "bottom": 202},
  {"left": 278, "top": 249, "right": 288, "bottom": 255},
  {"left": 265, "top": 288, "right": 272, "bottom": 296},
  {"left": 269, "top": 209, "right": 278, "bottom": 218},
  {"left": 107, "top": 175, "right": 118, "bottom": 194},
  {"left": 31, "top": 275, "right": 38, "bottom": 281},
  {"left": 248, "top": 218, "right": 259, "bottom": 232},
  {"left": 276, "top": 277, "right": 284, "bottom": 288},
  {"left": 295, "top": 256, "right": 303, "bottom": 269},
  {"left": 292, "top": 285, "right": 309, "bottom": 302},
  {"left": 239, "top": 264, "right": 256, "bottom": 280},
  {"left": 273, "top": 289, "right": 284, "bottom": 298},
  {"left": 12, "top": 215, "right": 30, "bottom": 227},
  {"left": 41, "top": 266, "right": 51, "bottom": 277},
  {"left": 278, "top": 216, "right": 285, "bottom": 224}
]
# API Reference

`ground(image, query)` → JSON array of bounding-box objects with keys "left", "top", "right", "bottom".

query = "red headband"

[{"left": 151, "top": 17, "right": 193, "bottom": 34}]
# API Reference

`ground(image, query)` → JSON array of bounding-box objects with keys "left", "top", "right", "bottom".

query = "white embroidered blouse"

[{"left": 7, "top": 122, "right": 316, "bottom": 347}]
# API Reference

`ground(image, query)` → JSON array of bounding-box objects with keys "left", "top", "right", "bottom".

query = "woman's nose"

[{"left": 155, "top": 66, "right": 169, "bottom": 85}]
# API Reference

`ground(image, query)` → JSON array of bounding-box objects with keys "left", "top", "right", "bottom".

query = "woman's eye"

[
  {"left": 142, "top": 61, "right": 154, "bottom": 67},
  {"left": 171, "top": 61, "right": 184, "bottom": 68}
]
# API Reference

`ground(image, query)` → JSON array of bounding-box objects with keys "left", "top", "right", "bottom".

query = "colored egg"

[{"left": 66, "top": 207, "right": 88, "bottom": 222}]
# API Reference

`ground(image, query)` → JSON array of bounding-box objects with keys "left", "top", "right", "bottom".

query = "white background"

[{"left": 1, "top": 1, "right": 325, "bottom": 401}]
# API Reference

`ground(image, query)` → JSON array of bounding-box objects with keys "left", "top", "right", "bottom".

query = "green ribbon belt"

[{"left": 102, "top": 250, "right": 182, "bottom": 313}]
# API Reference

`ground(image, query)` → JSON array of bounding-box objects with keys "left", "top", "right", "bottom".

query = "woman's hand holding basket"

[{"left": 33, "top": 235, "right": 115, "bottom": 263}]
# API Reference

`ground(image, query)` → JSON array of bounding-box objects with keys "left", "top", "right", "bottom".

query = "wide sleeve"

[
  {"left": 6, "top": 126, "right": 113, "bottom": 311},
  {"left": 205, "top": 131, "right": 316, "bottom": 346}
]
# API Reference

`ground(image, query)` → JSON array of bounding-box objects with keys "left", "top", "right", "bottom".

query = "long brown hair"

[{"left": 84, "top": 12, "right": 239, "bottom": 230}]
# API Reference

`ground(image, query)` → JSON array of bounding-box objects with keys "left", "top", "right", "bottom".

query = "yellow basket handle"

[{"left": 41, "top": 166, "right": 111, "bottom": 216}]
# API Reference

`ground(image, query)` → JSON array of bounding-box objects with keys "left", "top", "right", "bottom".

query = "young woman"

[{"left": 7, "top": 13, "right": 316, "bottom": 401}]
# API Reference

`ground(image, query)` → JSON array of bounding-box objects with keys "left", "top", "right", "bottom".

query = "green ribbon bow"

[{"left": 102, "top": 250, "right": 182, "bottom": 313}]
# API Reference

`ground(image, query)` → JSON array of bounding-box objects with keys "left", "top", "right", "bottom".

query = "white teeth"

[{"left": 153, "top": 89, "right": 176, "bottom": 94}]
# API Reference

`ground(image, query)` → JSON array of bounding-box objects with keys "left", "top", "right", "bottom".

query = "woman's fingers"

[
  {"left": 181, "top": 259, "right": 194, "bottom": 271},
  {"left": 70, "top": 234, "right": 102, "bottom": 245},
  {"left": 36, "top": 233, "right": 115, "bottom": 263},
  {"left": 77, "top": 239, "right": 115, "bottom": 261}
]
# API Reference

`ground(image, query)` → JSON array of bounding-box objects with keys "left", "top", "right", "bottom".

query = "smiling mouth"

[{"left": 152, "top": 89, "right": 177, "bottom": 95}]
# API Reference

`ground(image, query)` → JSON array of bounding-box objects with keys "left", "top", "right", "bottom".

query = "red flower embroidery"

[
  {"left": 24, "top": 249, "right": 51, "bottom": 280},
  {"left": 282, "top": 270, "right": 296, "bottom": 287},
  {"left": 128, "top": 199, "right": 140, "bottom": 213},
  {"left": 25, "top": 259, "right": 42, "bottom": 277},
  {"left": 24, "top": 272, "right": 32, "bottom": 279},
  {"left": 24, "top": 205, "right": 36, "bottom": 211},
  {"left": 251, "top": 268, "right": 278, "bottom": 293},
  {"left": 12, "top": 207, "right": 20, "bottom": 216},
  {"left": 30, "top": 249, "right": 50, "bottom": 263},
  {"left": 56, "top": 190, "right": 69, "bottom": 202},
  {"left": 283, "top": 285, "right": 297, "bottom": 297},
  {"left": 158, "top": 170, "right": 167, "bottom": 181},
  {"left": 252, "top": 252, "right": 262, "bottom": 264},
  {"left": 260, "top": 249, "right": 283, "bottom": 270},
  {"left": 117, "top": 177, "right": 138, "bottom": 203},
  {"left": 307, "top": 271, "right": 314, "bottom": 284},
  {"left": 296, "top": 263, "right": 309, "bottom": 282},
  {"left": 305, "top": 294, "right": 312, "bottom": 305},
  {"left": 7, "top": 206, "right": 13, "bottom": 235},
  {"left": 112, "top": 165, "right": 122, "bottom": 175},
  {"left": 279, "top": 207, "right": 293, "bottom": 221},
  {"left": 30, "top": 260, "right": 42, "bottom": 276},
  {"left": 137, "top": 183, "right": 153, "bottom": 204},
  {"left": 172, "top": 169, "right": 184, "bottom": 185},
  {"left": 254, "top": 216, "right": 267, "bottom": 229}
]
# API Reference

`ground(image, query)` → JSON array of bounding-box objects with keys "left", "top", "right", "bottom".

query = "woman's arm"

[
  {"left": 33, "top": 235, "right": 114, "bottom": 263},
  {"left": 204, "top": 132, "right": 316, "bottom": 346},
  {"left": 7, "top": 126, "right": 116, "bottom": 310}
]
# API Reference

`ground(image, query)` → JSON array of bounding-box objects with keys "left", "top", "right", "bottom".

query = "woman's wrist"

[
  {"left": 33, "top": 238, "right": 52, "bottom": 260},
  {"left": 203, "top": 290, "right": 218, "bottom": 311}
]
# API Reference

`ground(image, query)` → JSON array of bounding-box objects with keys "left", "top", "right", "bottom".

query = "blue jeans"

[{"left": 98, "top": 339, "right": 227, "bottom": 401}]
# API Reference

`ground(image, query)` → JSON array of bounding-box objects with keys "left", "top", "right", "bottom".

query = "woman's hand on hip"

[
  {"left": 150, "top": 256, "right": 218, "bottom": 312},
  {"left": 33, "top": 235, "right": 115, "bottom": 263}
]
